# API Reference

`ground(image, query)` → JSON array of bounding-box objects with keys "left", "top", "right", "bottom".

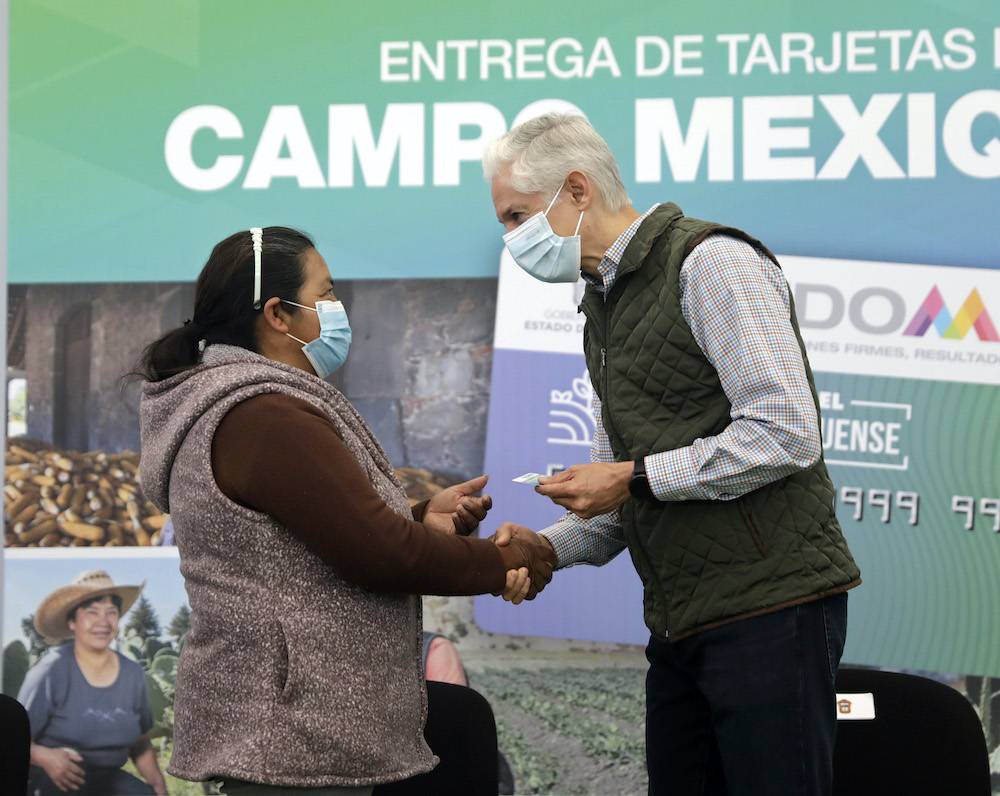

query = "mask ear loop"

[
  {"left": 281, "top": 299, "right": 318, "bottom": 313},
  {"left": 280, "top": 299, "right": 317, "bottom": 347},
  {"left": 544, "top": 186, "right": 563, "bottom": 216},
  {"left": 250, "top": 227, "right": 263, "bottom": 309},
  {"left": 545, "top": 185, "right": 585, "bottom": 235}
]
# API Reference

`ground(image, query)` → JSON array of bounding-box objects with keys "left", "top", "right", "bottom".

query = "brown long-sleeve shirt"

[{"left": 211, "top": 393, "right": 512, "bottom": 596}]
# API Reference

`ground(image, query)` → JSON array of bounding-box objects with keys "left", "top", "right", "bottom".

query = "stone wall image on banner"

[{"left": 4, "top": 278, "right": 499, "bottom": 550}]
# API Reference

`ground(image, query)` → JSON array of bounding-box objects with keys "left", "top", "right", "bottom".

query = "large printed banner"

[
  {"left": 476, "top": 251, "right": 1000, "bottom": 677},
  {"left": 8, "top": 1, "right": 1000, "bottom": 282},
  {"left": 5, "top": 3, "right": 1000, "bottom": 791}
]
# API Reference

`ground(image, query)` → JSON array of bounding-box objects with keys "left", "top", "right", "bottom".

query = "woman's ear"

[
  {"left": 261, "top": 296, "right": 291, "bottom": 334},
  {"left": 565, "top": 170, "right": 592, "bottom": 211}
]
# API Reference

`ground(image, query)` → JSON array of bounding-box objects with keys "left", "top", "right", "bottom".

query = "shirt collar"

[{"left": 583, "top": 204, "right": 660, "bottom": 289}]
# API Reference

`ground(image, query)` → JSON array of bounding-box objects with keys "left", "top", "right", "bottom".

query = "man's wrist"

[
  {"left": 538, "top": 531, "right": 562, "bottom": 569},
  {"left": 539, "top": 533, "right": 558, "bottom": 566},
  {"left": 617, "top": 461, "right": 634, "bottom": 481},
  {"left": 628, "top": 458, "right": 654, "bottom": 500}
]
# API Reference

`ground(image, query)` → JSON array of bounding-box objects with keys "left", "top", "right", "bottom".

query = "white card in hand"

[{"left": 512, "top": 472, "right": 543, "bottom": 486}]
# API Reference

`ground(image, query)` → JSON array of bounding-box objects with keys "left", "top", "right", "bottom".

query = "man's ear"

[{"left": 565, "top": 170, "right": 593, "bottom": 210}]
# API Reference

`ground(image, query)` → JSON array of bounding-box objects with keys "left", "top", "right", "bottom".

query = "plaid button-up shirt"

[{"left": 541, "top": 207, "right": 822, "bottom": 568}]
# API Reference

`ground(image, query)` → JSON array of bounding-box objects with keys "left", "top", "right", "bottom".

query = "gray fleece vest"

[{"left": 139, "top": 345, "right": 434, "bottom": 788}]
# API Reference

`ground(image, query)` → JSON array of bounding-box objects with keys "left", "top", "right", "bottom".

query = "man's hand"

[
  {"left": 423, "top": 474, "right": 493, "bottom": 535},
  {"left": 535, "top": 462, "right": 634, "bottom": 519},
  {"left": 491, "top": 523, "right": 557, "bottom": 599},
  {"left": 38, "top": 746, "right": 86, "bottom": 792}
]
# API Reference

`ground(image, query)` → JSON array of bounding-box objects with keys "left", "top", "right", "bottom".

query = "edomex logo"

[
  {"left": 795, "top": 283, "right": 999, "bottom": 341},
  {"left": 903, "top": 287, "right": 999, "bottom": 342}
]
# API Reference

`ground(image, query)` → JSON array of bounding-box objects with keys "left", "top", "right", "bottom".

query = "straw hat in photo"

[{"left": 34, "top": 569, "right": 144, "bottom": 643}]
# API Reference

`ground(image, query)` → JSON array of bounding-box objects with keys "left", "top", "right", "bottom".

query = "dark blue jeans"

[{"left": 645, "top": 592, "right": 848, "bottom": 796}]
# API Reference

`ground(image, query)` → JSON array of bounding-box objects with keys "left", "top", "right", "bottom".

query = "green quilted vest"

[{"left": 580, "top": 203, "right": 860, "bottom": 640}]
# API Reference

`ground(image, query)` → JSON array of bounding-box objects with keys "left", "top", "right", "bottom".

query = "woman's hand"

[
  {"left": 131, "top": 736, "right": 168, "bottom": 796},
  {"left": 491, "top": 523, "right": 557, "bottom": 599},
  {"left": 423, "top": 475, "right": 493, "bottom": 536},
  {"left": 36, "top": 745, "right": 86, "bottom": 792},
  {"left": 501, "top": 567, "right": 531, "bottom": 604}
]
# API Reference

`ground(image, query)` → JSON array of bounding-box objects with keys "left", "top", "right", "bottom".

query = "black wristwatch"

[{"left": 629, "top": 459, "right": 654, "bottom": 500}]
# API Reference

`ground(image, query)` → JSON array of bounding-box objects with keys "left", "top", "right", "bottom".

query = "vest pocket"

[
  {"left": 626, "top": 502, "right": 672, "bottom": 634},
  {"left": 738, "top": 500, "right": 768, "bottom": 557}
]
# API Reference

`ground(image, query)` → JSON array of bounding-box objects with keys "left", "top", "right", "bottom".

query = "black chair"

[
  {"left": 0, "top": 693, "right": 31, "bottom": 795},
  {"left": 834, "top": 668, "right": 991, "bottom": 796}
]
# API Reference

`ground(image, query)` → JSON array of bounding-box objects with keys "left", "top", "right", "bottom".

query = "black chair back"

[
  {"left": 0, "top": 694, "right": 31, "bottom": 795},
  {"left": 834, "top": 668, "right": 991, "bottom": 796}
]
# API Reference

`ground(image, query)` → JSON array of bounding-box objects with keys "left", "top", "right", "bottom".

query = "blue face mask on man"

[
  {"left": 502, "top": 184, "right": 584, "bottom": 283},
  {"left": 283, "top": 299, "right": 352, "bottom": 379}
]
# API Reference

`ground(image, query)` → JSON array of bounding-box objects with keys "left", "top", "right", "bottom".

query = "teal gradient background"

[
  {"left": 8, "top": 0, "right": 1000, "bottom": 283},
  {"left": 816, "top": 371, "right": 1000, "bottom": 675}
]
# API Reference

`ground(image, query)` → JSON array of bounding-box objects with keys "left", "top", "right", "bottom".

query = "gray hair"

[{"left": 482, "top": 113, "right": 629, "bottom": 212}]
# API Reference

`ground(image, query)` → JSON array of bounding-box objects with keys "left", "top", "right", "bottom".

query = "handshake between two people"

[
  {"left": 422, "top": 462, "right": 634, "bottom": 604},
  {"left": 420, "top": 473, "right": 557, "bottom": 604}
]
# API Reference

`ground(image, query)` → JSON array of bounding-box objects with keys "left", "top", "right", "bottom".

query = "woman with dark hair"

[
  {"left": 18, "top": 570, "right": 167, "bottom": 796},
  {"left": 136, "top": 227, "right": 556, "bottom": 796}
]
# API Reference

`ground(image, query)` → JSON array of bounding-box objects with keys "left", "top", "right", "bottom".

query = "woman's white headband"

[{"left": 250, "top": 227, "right": 263, "bottom": 309}]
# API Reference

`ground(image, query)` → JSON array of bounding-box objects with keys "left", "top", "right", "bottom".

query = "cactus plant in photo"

[
  {"left": 966, "top": 674, "right": 1000, "bottom": 785},
  {"left": 2, "top": 639, "right": 30, "bottom": 697}
]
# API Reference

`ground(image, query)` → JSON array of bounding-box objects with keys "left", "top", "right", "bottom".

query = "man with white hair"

[{"left": 486, "top": 113, "right": 860, "bottom": 795}]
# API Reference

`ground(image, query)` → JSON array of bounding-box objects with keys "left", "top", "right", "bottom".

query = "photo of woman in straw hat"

[{"left": 17, "top": 570, "right": 167, "bottom": 796}]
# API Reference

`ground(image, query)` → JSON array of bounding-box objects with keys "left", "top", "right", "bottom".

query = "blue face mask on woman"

[{"left": 283, "top": 299, "right": 352, "bottom": 378}]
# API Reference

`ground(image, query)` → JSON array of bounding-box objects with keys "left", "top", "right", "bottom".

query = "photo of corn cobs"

[
  {"left": 394, "top": 467, "right": 452, "bottom": 505},
  {"left": 5, "top": 439, "right": 458, "bottom": 547},
  {"left": 4, "top": 440, "right": 167, "bottom": 548}
]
